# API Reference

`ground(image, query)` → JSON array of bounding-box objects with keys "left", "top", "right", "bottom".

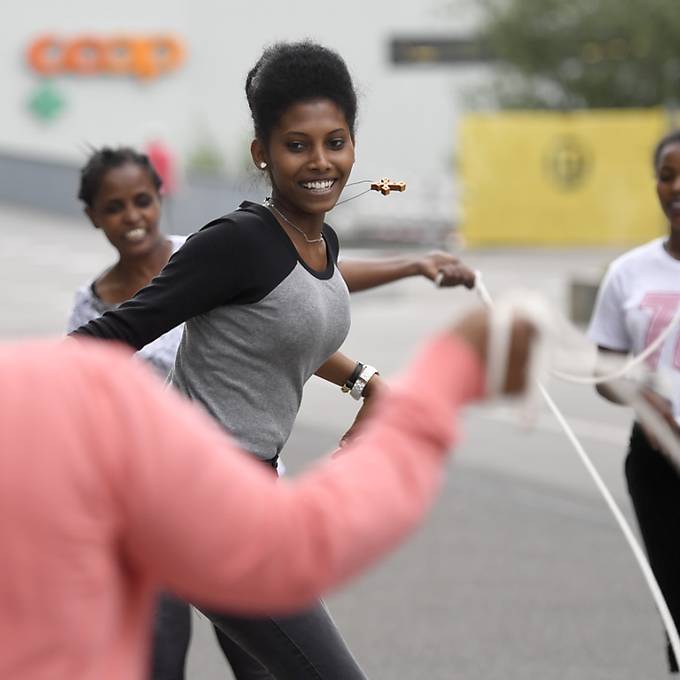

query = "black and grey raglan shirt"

[{"left": 71, "top": 201, "right": 351, "bottom": 460}]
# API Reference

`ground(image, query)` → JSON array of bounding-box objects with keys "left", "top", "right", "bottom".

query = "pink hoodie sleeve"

[{"left": 109, "top": 333, "right": 483, "bottom": 613}]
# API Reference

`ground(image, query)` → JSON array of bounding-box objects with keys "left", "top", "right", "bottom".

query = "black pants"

[
  {"left": 149, "top": 592, "right": 367, "bottom": 679},
  {"left": 626, "top": 424, "right": 680, "bottom": 673},
  {"left": 149, "top": 453, "right": 366, "bottom": 679}
]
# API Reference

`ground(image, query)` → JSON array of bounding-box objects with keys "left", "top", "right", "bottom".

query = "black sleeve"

[{"left": 70, "top": 219, "right": 253, "bottom": 349}]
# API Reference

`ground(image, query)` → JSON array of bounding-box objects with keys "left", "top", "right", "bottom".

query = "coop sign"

[{"left": 27, "top": 34, "right": 186, "bottom": 80}]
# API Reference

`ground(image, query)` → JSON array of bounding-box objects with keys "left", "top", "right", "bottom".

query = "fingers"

[
  {"left": 338, "top": 425, "right": 354, "bottom": 447},
  {"left": 453, "top": 308, "right": 537, "bottom": 398},
  {"left": 433, "top": 264, "right": 476, "bottom": 288},
  {"left": 502, "top": 318, "right": 536, "bottom": 395},
  {"left": 421, "top": 251, "right": 476, "bottom": 289}
]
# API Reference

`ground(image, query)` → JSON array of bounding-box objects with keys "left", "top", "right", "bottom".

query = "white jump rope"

[
  {"left": 341, "top": 182, "right": 680, "bottom": 657},
  {"left": 437, "top": 269, "right": 680, "bottom": 663}
]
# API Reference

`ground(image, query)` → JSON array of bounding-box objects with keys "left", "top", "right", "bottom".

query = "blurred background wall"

[
  {"left": 2, "top": 0, "right": 679, "bottom": 246},
  {"left": 0, "top": 0, "right": 489, "bottom": 240}
]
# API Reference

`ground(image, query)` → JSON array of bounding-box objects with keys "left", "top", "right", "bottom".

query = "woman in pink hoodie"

[{"left": 0, "top": 307, "right": 532, "bottom": 680}]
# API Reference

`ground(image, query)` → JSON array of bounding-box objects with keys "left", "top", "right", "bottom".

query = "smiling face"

[
  {"left": 656, "top": 142, "right": 680, "bottom": 233},
  {"left": 253, "top": 98, "right": 355, "bottom": 219},
  {"left": 85, "top": 163, "right": 163, "bottom": 258}
]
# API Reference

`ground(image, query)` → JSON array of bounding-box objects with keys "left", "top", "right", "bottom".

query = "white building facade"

[{"left": 2, "top": 0, "right": 488, "bottom": 233}]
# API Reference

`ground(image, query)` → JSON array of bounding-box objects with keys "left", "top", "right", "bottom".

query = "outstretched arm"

[
  {"left": 69, "top": 222, "right": 243, "bottom": 349},
  {"left": 339, "top": 252, "right": 475, "bottom": 293}
]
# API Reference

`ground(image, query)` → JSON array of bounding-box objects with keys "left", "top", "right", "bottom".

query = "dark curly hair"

[
  {"left": 78, "top": 146, "right": 162, "bottom": 207},
  {"left": 245, "top": 41, "right": 358, "bottom": 145},
  {"left": 653, "top": 129, "right": 680, "bottom": 172}
]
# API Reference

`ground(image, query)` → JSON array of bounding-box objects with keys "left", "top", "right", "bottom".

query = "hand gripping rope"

[{"left": 446, "top": 269, "right": 680, "bottom": 664}]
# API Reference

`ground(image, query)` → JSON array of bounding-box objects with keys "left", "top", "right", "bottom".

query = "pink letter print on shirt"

[{"left": 640, "top": 292, "right": 680, "bottom": 369}]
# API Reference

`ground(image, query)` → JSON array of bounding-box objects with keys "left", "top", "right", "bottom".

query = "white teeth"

[
  {"left": 125, "top": 228, "right": 146, "bottom": 242},
  {"left": 301, "top": 179, "right": 334, "bottom": 191}
]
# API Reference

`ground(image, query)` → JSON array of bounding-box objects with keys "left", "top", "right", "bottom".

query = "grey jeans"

[{"left": 149, "top": 592, "right": 368, "bottom": 680}]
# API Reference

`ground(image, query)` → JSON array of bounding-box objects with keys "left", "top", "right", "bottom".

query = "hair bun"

[{"left": 244, "top": 41, "right": 358, "bottom": 144}]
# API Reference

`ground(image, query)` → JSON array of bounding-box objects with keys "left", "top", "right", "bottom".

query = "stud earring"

[{"left": 259, "top": 162, "right": 267, "bottom": 169}]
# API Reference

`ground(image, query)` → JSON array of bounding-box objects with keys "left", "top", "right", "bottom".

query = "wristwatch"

[{"left": 350, "top": 364, "right": 379, "bottom": 400}]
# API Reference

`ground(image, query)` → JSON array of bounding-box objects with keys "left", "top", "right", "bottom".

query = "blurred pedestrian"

[
  {"left": 2, "top": 306, "right": 534, "bottom": 680},
  {"left": 67, "top": 147, "right": 184, "bottom": 377}
]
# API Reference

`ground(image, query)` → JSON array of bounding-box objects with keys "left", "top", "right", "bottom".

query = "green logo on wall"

[{"left": 28, "top": 81, "right": 66, "bottom": 122}]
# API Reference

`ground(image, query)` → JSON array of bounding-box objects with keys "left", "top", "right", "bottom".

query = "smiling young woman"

[
  {"left": 70, "top": 41, "right": 474, "bottom": 680},
  {"left": 67, "top": 148, "right": 185, "bottom": 377},
  {"left": 256, "top": 97, "right": 355, "bottom": 271},
  {"left": 253, "top": 98, "right": 356, "bottom": 249},
  {"left": 588, "top": 129, "right": 680, "bottom": 673}
]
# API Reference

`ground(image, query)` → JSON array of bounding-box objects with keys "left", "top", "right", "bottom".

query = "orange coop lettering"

[
  {"left": 28, "top": 35, "right": 65, "bottom": 76},
  {"left": 26, "top": 34, "right": 186, "bottom": 79}
]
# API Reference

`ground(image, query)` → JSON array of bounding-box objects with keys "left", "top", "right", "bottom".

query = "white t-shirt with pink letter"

[{"left": 588, "top": 237, "right": 680, "bottom": 419}]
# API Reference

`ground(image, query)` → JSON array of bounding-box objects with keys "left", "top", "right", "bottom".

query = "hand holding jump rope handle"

[
  {"left": 430, "top": 260, "right": 476, "bottom": 290},
  {"left": 453, "top": 304, "right": 537, "bottom": 397}
]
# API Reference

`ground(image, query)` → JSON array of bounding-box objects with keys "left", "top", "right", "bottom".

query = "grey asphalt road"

[{"left": 1, "top": 204, "right": 673, "bottom": 678}]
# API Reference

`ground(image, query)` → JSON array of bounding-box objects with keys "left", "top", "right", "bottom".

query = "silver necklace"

[{"left": 265, "top": 198, "right": 324, "bottom": 245}]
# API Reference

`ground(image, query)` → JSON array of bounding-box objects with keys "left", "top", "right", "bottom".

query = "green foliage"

[
  {"left": 186, "top": 141, "right": 227, "bottom": 178},
  {"left": 477, "top": 0, "right": 680, "bottom": 108}
]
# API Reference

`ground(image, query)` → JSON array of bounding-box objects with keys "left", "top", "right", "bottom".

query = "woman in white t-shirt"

[{"left": 588, "top": 129, "right": 680, "bottom": 674}]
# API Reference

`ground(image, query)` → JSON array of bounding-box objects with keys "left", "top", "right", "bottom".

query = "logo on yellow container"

[{"left": 544, "top": 135, "right": 593, "bottom": 191}]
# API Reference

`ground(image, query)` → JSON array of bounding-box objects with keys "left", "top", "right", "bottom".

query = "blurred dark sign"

[{"left": 390, "top": 37, "right": 495, "bottom": 65}]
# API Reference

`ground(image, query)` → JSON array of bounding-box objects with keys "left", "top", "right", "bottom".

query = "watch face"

[
  {"left": 358, "top": 366, "right": 377, "bottom": 383},
  {"left": 350, "top": 378, "right": 367, "bottom": 399}
]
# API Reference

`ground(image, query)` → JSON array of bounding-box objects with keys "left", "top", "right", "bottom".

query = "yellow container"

[{"left": 459, "top": 109, "right": 668, "bottom": 246}]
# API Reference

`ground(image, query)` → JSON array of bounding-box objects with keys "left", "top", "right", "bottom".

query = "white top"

[
  {"left": 588, "top": 237, "right": 680, "bottom": 419},
  {"left": 66, "top": 235, "right": 186, "bottom": 378}
]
